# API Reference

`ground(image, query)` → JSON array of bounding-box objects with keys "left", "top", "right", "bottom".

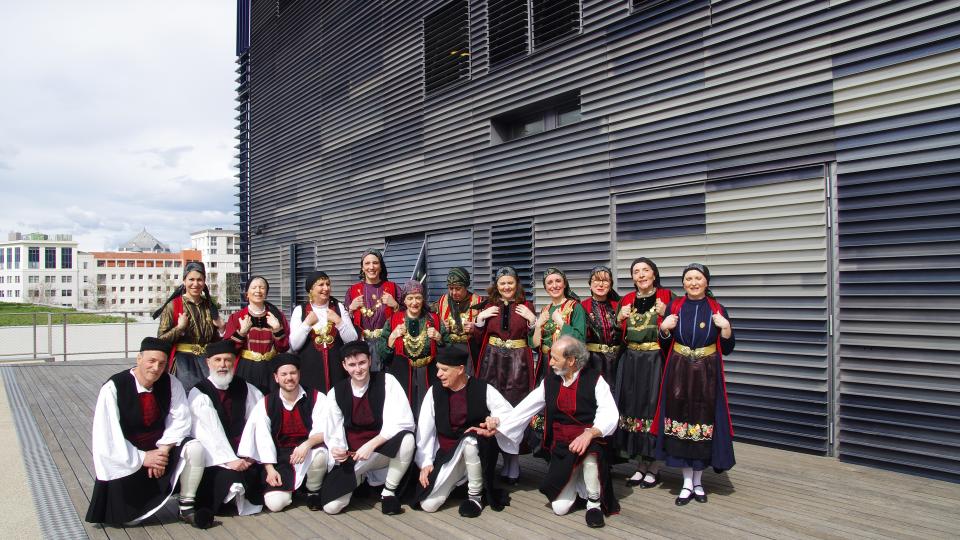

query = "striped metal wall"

[{"left": 240, "top": 0, "right": 960, "bottom": 480}]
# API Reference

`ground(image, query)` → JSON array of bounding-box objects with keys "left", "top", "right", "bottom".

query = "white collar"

[
  {"left": 561, "top": 369, "right": 582, "bottom": 388},
  {"left": 280, "top": 385, "right": 307, "bottom": 407}
]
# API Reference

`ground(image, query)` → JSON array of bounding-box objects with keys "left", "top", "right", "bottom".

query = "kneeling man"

[
  {"left": 416, "top": 346, "right": 514, "bottom": 516},
  {"left": 187, "top": 339, "right": 265, "bottom": 517},
  {"left": 488, "top": 336, "right": 619, "bottom": 528},
  {"left": 320, "top": 341, "right": 415, "bottom": 515},
  {"left": 238, "top": 353, "right": 327, "bottom": 512},
  {"left": 85, "top": 337, "right": 208, "bottom": 527}
]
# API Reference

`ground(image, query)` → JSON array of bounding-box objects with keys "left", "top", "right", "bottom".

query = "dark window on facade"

[
  {"left": 532, "top": 0, "right": 580, "bottom": 48},
  {"left": 14, "top": 247, "right": 20, "bottom": 269},
  {"left": 488, "top": 0, "right": 529, "bottom": 66},
  {"left": 28, "top": 247, "right": 40, "bottom": 269},
  {"left": 278, "top": 0, "right": 295, "bottom": 15},
  {"left": 45, "top": 248, "right": 57, "bottom": 269},
  {"left": 61, "top": 247, "right": 72, "bottom": 269},
  {"left": 491, "top": 91, "right": 581, "bottom": 143},
  {"left": 490, "top": 221, "right": 534, "bottom": 299},
  {"left": 424, "top": 1, "right": 470, "bottom": 94}
]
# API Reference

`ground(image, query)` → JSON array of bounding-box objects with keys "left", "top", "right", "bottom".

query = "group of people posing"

[{"left": 85, "top": 249, "right": 736, "bottom": 530}]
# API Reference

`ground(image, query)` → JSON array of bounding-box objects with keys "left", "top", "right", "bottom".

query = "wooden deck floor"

[{"left": 5, "top": 358, "right": 960, "bottom": 540}]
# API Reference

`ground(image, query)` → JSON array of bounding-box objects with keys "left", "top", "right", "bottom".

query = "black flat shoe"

[
  {"left": 625, "top": 475, "right": 644, "bottom": 487},
  {"left": 458, "top": 499, "right": 483, "bottom": 518},
  {"left": 585, "top": 507, "right": 605, "bottom": 528},
  {"left": 499, "top": 475, "right": 519, "bottom": 486},
  {"left": 307, "top": 491, "right": 322, "bottom": 511},
  {"left": 640, "top": 472, "right": 661, "bottom": 489},
  {"left": 693, "top": 485, "right": 707, "bottom": 503},
  {"left": 675, "top": 488, "right": 693, "bottom": 506},
  {"left": 381, "top": 495, "right": 403, "bottom": 515}
]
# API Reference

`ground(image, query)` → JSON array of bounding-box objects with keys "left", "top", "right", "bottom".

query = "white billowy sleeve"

[
  {"left": 415, "top": 388, "right": 437, "bottom": 468},
  {"left": 188, "top": 387, "right": 238, "bottom": 467},
  {"left": 593, "top": 376, "right": 619, "bottom": 437},
  {"left": 308, "top": 391, "right": 328, "bottom": 439},
  {"left": 336, "top": 303, "right": 358, "bottom": 343},
  {"left": 496, "top": 381, "right": 546, "bottom": 446},
  {"left": 91, "top": 380, "right": 144, "bottom": 481},
  {"left": 485, "top": 384, "right": 518, "bottom": 454},
  {"left": 237, "top": 396, "right": 277, "bottom": 464},
  {"left": 380, "top": 374, "right": 416, "bottom": 441},
  {"left": 157, "top": 376, "right": 191, "bottom": 446},
  {"left": 289, "top": 305, "right": 308, "bottom": 352},
  {"left": 322, "top": 387, "right": 347, "bottom": 470}
]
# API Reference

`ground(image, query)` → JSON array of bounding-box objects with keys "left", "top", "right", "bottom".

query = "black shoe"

[
  {"left": 585, "top": 508, "right": 605, "bottom": 528},
  {"left": 693, "top": 485, "right": 707, "bottom": 503},
  {"left": 625, "top": 473, "right": 645, "bottom": 487},
  {"left": 179, "top": 507, "right": 216, "bottom": 529},
  {"left": 640, "top": 472, "right": 661, "bottom": 489},
  {"left": 458, "top": 499, "right": 483, "bottom": 518},
  {"left": 499, "top": 474, "right": 519, "bottom": 486},
  {"left": 675, "top": 488, "right": 694, "bottom": 506},
  {"left": 381, "top": 495, "right": 403, "bottom": 515},
  {"left": 307, "top": 491, "right": 322, "bottom": 511}
]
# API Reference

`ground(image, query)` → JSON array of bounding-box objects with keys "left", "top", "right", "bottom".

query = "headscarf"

[
  {"left": 302, "top": 270, "right": 339, "bottom": 311},
  {"left": 495, "top": 266, "right": 518, "bottom": 281},
  {"left": 358, "top": 248, "right": 388, "bottom": 281},
  {"left": 588, "top": 265, "right": 620, "bottom": 301},
  {"left": 246, "top": 275, "right": 286, "bottom": 326},
  {"left": 487, "top": 266, "right": 524, "bottom": 329},
  {"left": 446, "top": 267, "right": 471, "bottom": 288},
  {"left": 151, "top": 260, "right": 219, "bottom": 320},
  {"left": 401, "top": 279, "right": 424, "bottom": 300},
  {"left": 629, "top": 257, "right": 662, "bottom": 290},
  {"left": 542, "top": 267, "right": 579, "bottom": 301},
  {"left": 682, "top": 262, "right": 714, "bottom": 298}
]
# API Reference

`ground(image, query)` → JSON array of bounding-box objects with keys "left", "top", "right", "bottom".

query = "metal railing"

[{"left": 0, "top": 311, "right": 162, "bottom": 362}]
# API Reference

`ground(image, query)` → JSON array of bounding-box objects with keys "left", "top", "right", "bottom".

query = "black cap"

[
  {"left": 340, "top": 340, "right": 371, "bottom": 360},
  {"left": 271, "top": 353, "right": 301, "bottom": 373},
  {"left": 204, "top": 340, "right": 236, "bottom": 358},
  {"left": 435, "top": 345, "right": 468, "bottom": 367},
  {"left": 140, "top": 337, "right": 171, "bottom": 354}
]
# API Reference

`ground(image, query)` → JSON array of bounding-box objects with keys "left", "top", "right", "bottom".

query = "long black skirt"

[
  {"left": 614, "top": 347, "right": 664, "bottom": 461},
  {"left": 85, "top": 443, "right": 187, "bottom": 525}
]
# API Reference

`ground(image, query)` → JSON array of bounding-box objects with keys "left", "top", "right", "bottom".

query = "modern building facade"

[
  {"left": 236, "top": 0, "right": 960, "bottom": 481},
  {"left": 90, "top": 249, "right": 202, "bottom": 312},
  {"left": 0, "top": 232, "right": 82, "bottom": 307}
]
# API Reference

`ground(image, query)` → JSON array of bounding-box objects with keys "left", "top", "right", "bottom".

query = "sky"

[{"left": 0, "top": 1, "right": 238, "bottom": 252}]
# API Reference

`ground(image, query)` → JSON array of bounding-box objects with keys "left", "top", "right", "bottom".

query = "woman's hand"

[
  {"left": 515, "top": 304, "right": 536, "bottom": 324},
  {"left": 477, "top": 306, "right": 499, "bottom": 323},
  {"left": 349, "top": 295, "right": 365, "bottom": 312},
  {"left": 426, "top": 327, "right": 440, "bottom": 341},
  {"left": 617, "top": 304, "right": 633, "bottom": 322},
  {"left": 327, "top": 308, "right": 342, "bottom": 326},
  {"left": 238, "top": 314, "right": 252, "bottom": 336},
  {"left": 712, "top": 313, "right": 731, "bottom": 330},
  {"left": 381, "top": 292, "right": 399, "bottom": 310},
  {"left": 266, "top": 312, "right": 282, "bottom": 332},
  {"left": 303, "top": 310, "right": 319, "bottom": 327},
  {"left": 660, "top": 314, "right": 678, "bottom": 331},
  {"left": 655, "top": 298, "right": 667, "bottom": 317}
]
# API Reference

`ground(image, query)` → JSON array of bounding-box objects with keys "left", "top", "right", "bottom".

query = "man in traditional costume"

[
  {"left": 415, "top": 346, "right": 514, "bottom": 516},
  {"left": 486, "top": 336, "right": 619, "bottom": 528},
  {"left": 319, "top": 341, "right": 416, "bottom": 515},
  {"left": 432, "top": 267, "right": 483, "bottom": 372},
  {"left": 186, "top": 340, "right": 265, "bottom": 518},
  {"left": 85, "top": 337, "right": 211, "bottom": 529},
  {"left": 238, "top": 354, "right": 328, "bottom": 512},
  {"left": 345, "top": 249, "right": 399, "bottom": 372}
]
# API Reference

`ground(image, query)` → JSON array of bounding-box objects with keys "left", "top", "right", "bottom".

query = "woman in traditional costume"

[
  {"left": 223, "top": 276, "right": 290, "bottom": 394},
  {"left": 155, "top": 261, "right": 222, "bottom": 391},
  {"left": 655, "top": 263, "right": 735, "bottom": 505},
  {"left": 615, "top": 258, "right": 674, "bottom": 488},
  {"left": 532, "top": 267, "right": 586, "bottom": 378},
  {"left": 473, "top": 266, "right": 537, "bottom": 483},
  {"left": 291, "top": 271, "right": 358, "bottom": 392},
  {"left": 379, "top": 279, "right": 444, "bottom": 417},
  {"left": 345, "top": 249, "right": 400, "bottom": 372},
  {"left": 580, "top": 265, "right": 622, "bottom": 379}
]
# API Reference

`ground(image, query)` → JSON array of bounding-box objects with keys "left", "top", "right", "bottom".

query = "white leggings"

[
  {"left": 551, "top": 454, "right": 600, "bottom": 515},
  {"left": 420, "top": 439, "right": 483, "bottom": 513},
  {"left": 323, "top": 433, "right": 415, "bottom": 515},
  {"left": 264, "top": 449, "right": 328, "bottom": 512}
]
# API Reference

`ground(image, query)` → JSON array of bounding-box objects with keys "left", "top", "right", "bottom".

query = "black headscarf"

[
  {"left": 246, "top": 275, "right": 285, "bottom": 325},
  {"left": 151, "top": 260, "right": 219, "bottom": 320},
  {"left": 629, "top": 258, "right": 663, "bottom": 313},
  {"left": 682, "top": 262, "right": 714, "bottom": 298},
  {"left": 358, "top": 248, "right": 388, "bottom": 282},
  {"left": 588, "top": 265, "right": 620, "bottom": 301},
  {"left": 542, "top": 267, "right": 579, "bottom": 301},
  {"left": 303, "top": 270, "right": 339, "bottom": 311}
]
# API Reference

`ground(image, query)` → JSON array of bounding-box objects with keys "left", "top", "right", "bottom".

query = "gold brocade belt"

[
  {"left": 541, "top": 345, "right": 551, "bottom": 354},
  {"left": 448, "top": 334, "right": 470, "bottom": 343},
  {"left": 241, "top": 349, "right": 277, "bottom": 362},
  {"left": 362, "top": 329, "right": 383, "bottom": 339},
  {"left": 627, "top": 342, "right": 660, "bottom": 352},
  {"left": 672, "top": 343, "right": 717, "bottom": 358},
  {"left": 408, "top": 356, "right": 434, "bottom": 368},
  {"left": 587, "top": 343, "right": 621, "bottom": 353},
  {"left": 488, "top": 336, "right": 527, "bottom": 349},
  {"left": 175, "top": 343, "right": 207, "bottom": 356}
]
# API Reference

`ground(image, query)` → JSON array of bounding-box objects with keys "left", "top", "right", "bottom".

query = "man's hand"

[
  {"left": 225, "top": 458, "right": 250, "bottom": 472},
  {"left": 290, "top": 442, "right": 310, "bottom": 465},
  {"left": 354, "top": 440, "right": 377, "bottom": 461},
  {"left": 331, "top": 447, "right": 350, "bottom": 463},
  {"left": 465, "top": 426, "right": 497, "bottom": 437},
  {"left": 419, "top": 465, "right": 434, "bottom": 488},
  {"left": 265, "top": 465, "right": 282, "bottom": 487},
  {"left": 569, "top": 429, "right": 596, "bottom": 456},
  {"left": 143, "top": 448, "right": 169, "bottom": 469}
]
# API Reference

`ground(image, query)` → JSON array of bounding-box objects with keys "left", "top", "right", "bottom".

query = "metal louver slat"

[
  {"left": 488, "top": 0, "right": 529, "bottom": 66},
  {"left": 424, "top": 1, "right": 470, "bottom": 94},
  {"left": 491, "top": 221, "right": 534, "bottom": 298},
  {"left": 615, "top": 165, "right": 832, "bottom": 454},
  {"left": 531, "top": 0, "right": 580, "bottom": 48},
  {"left": 384, "top": 234, "right": 426, "bottom": 283},
  {"left": 425, "top": 229, "right": 474, "bottom": 303}
]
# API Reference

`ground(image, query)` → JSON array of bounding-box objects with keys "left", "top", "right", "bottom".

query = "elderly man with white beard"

[
  {"left": 482, "top": 336, "right": 620, "bottom": 528},
  {"left": 185, "top": 340, "right": 265, "bottom": 519}
]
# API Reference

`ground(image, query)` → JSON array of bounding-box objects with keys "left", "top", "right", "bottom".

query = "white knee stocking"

[
  {"left": 178, "top": 440, "right": 205, "bottom": 501},
  {"left": 582, "top": 454, "right": 601, "bottom": 510},
  {"left": 264, "top": 491, "right": 293, "bottom": 512},
  {"left": 463, "top": 441, "right": 483, "bottom": 498},
  {"left": 305, "top": 449, "right": 327, "bottom": 492},
  {"left": 383, "top": 433, "right": 415, "bottom": 496}
]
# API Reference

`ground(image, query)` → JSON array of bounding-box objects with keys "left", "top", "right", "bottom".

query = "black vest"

[
  {"left": 333, "top": 372, "right": 386, "bottom": 431},
  {"left": 266, "top": 387, "right": 318, "bottom": 441},
  {"left": 110, "top": 370, "right": 172, "bottom": 446},
  {"left": 433, "top": 378, "right": 489, "bottom": 440},
  {"left": 543, "top": 368, "right": 600, "bottom": 446},
  {"left": 194, "top": 377, "right": 249, "bottom": 445}
]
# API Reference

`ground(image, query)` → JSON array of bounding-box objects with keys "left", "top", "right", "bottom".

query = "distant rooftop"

[
  {"left": 5, "top": 231, "right": 74, "bottom": 242},
  {"left": 118, "top": 229, "right": 170, "bottom": 253}
]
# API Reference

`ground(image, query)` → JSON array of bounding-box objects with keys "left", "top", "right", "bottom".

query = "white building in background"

[
  {"left": 0, "top": 232, "right": 82, "bottom": 307},
  {"left": 191, "top": 228, "right": 241, "bottom": 308}
]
